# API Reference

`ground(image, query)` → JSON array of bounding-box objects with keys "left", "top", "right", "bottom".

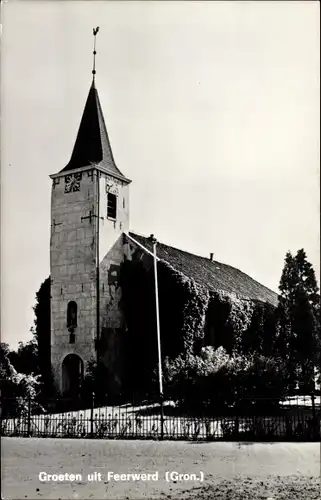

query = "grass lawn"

[{"left": 1, "top": 438, "right": 320, "bottom": 499}]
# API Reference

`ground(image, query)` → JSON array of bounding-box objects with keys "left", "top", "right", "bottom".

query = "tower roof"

[{"left": 60, "top": 80, "right": 128, "bottom": 181}]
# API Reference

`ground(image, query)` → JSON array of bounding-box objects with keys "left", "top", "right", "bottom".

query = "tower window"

[
  {"left": 107, "top": 193, "right": 117, "bottom": 219},
  {"left": 67, "top": 301, "right": 78, "bottom": 328}
]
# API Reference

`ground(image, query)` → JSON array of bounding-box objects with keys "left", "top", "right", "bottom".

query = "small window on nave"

[
  {"left": 107, "top": 192, "right": 117, "bottom": 219},
  {"left": 67, "top": 301, "right": 78, "bottom": 328}
]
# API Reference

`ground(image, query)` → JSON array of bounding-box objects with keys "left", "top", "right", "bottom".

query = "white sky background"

[{"left": 1, "top": 1, "right": 320, "bottom": 348}]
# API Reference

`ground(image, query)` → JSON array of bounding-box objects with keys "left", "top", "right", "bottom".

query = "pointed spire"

[{"left": 60, "top": 28, "right": 129, "bottom": 182}]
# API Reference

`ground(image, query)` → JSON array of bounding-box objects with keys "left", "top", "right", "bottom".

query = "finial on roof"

[
  {"left": 149, "top": 234, "right": 157, "bottom": 245},
  {"left": 92, "top": 27, "right": 100, "bottom": 80}
]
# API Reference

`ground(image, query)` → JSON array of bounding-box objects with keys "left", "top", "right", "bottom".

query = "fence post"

[
  {"left": 90, "top": 392, "right": 95, "bottom": 438},
  {"left": 311, "top": 391, "right": 316, "bottom": 421},
  {"left": 27, "top": 396, "right": 31, "bottom": 437},
  {"left": 235, "top": 389, "right": 239, "bottom": 436},
  {"left": 0, "top": 389, "right": 2, "bottom": 434},
  {"left": 160, "top": 395, "right": 164, "bottom": 440}
]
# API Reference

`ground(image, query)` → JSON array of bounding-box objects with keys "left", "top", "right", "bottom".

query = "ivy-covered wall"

[{"left": 119, "top": 250, "right": 277, "bottom": 395}]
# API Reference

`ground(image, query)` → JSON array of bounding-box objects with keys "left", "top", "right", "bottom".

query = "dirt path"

[
  {"left": 177, "top": 476, "right": 321, "bottom": 499},
  {"left": 1, "top": 438, "right": 320, "bottom": 499}
]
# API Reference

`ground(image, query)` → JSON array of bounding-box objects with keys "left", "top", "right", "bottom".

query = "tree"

[
  {"left": 277, "top": 249, "right": 320, "bottom": 391},
  {"left": 0, "top": 342, "right": 43, "bottom": 417},
  {"left": 8, "top": 339, "right": 39, "bottom": 376},
  {"left": 0, "top": 343, "right": 16, "bottom": 380},
  {"left": 32, "top": 276, "right": 52, "bottom": 395}
]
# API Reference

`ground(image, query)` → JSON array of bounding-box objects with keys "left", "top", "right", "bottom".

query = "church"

[{"left": 49, "top": 33, "right": 278, "bottom": 397}]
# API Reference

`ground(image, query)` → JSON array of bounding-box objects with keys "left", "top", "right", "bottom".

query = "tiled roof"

[
  {"left": 61, "top": 80, "right": 128, "bottom": 181},
  {"left": 128, "top": 232, "right": 278, "bottom": 306}
]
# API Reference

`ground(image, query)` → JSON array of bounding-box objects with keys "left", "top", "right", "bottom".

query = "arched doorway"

[{"left": 62, "top": 354, "right": 84, "bottom": 397}]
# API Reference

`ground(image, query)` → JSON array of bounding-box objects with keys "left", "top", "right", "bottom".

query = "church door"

[{"left": 62, "top": 354, "right": 84, "bottom": 398}]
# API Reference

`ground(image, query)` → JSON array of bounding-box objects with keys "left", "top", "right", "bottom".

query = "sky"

[{"left": 1, "top": 1, "right": 320, "bottom": 349}]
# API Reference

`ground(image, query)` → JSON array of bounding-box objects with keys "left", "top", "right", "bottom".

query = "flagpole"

[
  {"left": 149, "top": 234, "right": 163, "bottom": 397},
  {"left": 149, "top": 234, "right": 164, "bottom": 439}
]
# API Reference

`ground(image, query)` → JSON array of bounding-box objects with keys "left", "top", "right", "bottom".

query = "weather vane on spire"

[{"left": 92, "top": 27, "right": 100, "bottom": 79}]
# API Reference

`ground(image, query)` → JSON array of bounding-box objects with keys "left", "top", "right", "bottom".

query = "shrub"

[
  {"left": 163, "top": 347, "right": 288, "bottom": 411},
  {"left": 1, "top": 370, "right": 43, "bottom": 418}
]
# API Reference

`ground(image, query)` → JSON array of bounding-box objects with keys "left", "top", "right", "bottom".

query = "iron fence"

[{"left": 0, "top": 394, "right": 320, "bottom": 442}]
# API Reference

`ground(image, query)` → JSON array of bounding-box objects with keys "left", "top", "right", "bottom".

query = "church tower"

[{"left": 49, "top": 29, "right": 131, "bottom": 396}]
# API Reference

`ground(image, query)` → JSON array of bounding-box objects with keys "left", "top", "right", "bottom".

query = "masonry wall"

[
  {"left": 50, "top": 169, "right": 97, "bottom": 392},
  {"left": 97, "top": 173, "right": 130, "bottom": 392},
  {"left": 50, "top": 167, "right": 130, "bottom": 394}
]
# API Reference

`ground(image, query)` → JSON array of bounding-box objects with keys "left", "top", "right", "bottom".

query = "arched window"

[{"left": 67, "top": 301, "right": 78, "bottom": 328}]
